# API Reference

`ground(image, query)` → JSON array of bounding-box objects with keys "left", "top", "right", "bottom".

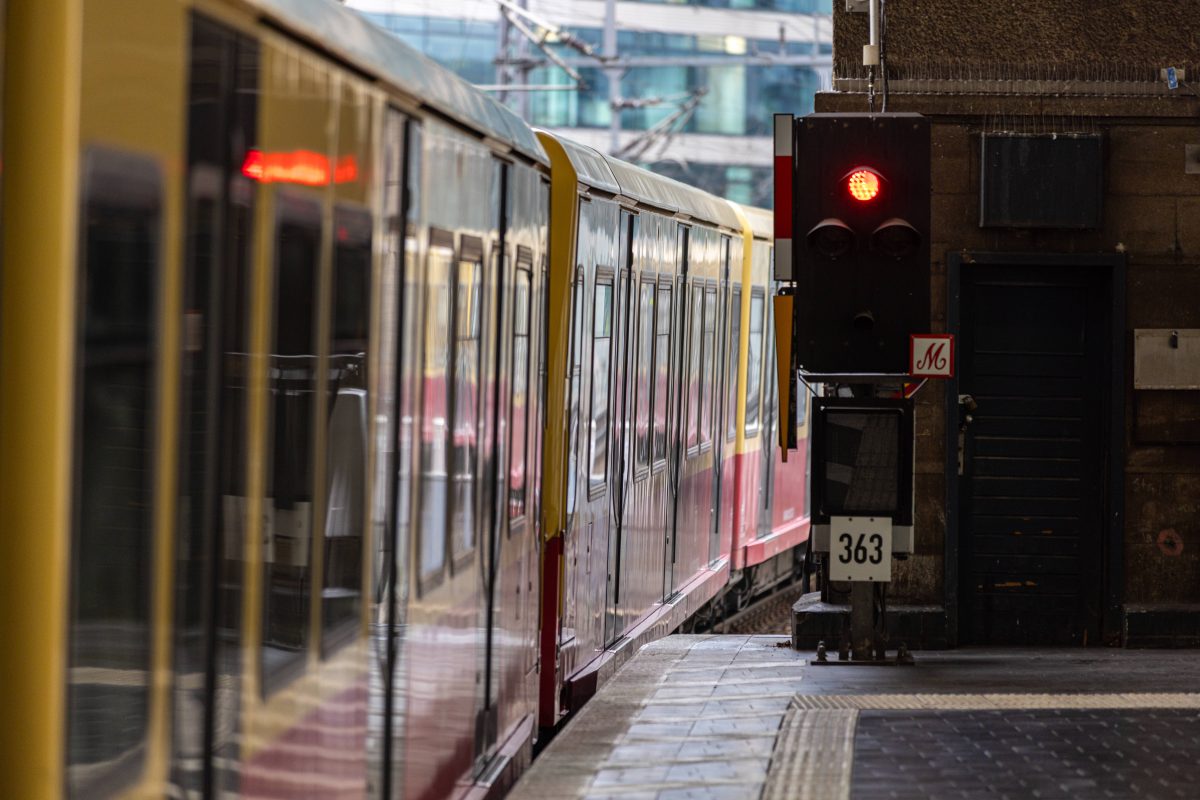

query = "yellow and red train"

[{"left": 0, "top": 1, "right": 810, "bottom": 798}]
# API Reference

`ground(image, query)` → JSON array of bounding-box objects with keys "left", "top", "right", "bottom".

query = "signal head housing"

[{"left": 791, "top": 113, "right": 931, "bottom": 376}]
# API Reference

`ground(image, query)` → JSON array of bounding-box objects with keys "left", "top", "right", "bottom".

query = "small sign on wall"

[{"left": 910, "top": 334, "right": 955, "bottom": 379}]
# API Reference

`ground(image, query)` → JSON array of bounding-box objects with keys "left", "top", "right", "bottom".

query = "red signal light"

[{"left": 847, "top": 168, "right": 880, "bottom": 202}]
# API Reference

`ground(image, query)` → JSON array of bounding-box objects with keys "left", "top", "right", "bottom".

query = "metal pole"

[
  {"left": 496, "top": 6, "right": 511, "bottom": 106},
  {"left": 850, "top": 582, "right": 874, "bottom": 660},
  {"left": 604, "top": 0, "right": 620, "bottom": 154},
  {"left": 517, "top": 0, "right": 531, "bottom": 120}
]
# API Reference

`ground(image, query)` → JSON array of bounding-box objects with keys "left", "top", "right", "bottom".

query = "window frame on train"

[
  {"left": 745, "top": 287, "right": 767, "bottom": 437},
  {"left": 588, "top": 271, "right": 616, "bottom": 498},
  {"left": 449, "top": 234, "right": 484, "bottom": 572},
  {"left": 726, "top": 284, "right": 742, "bottom": 443}
]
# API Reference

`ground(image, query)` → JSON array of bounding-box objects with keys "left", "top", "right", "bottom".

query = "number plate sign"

[
  {"left": 829, "top": 516, "right": 892, "bottom": 582},
  {"left": 910, "top": 334, "right": 955, "bottom": 379}
]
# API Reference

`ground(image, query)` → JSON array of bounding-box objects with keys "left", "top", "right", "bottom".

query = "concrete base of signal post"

[
  {"left": 792, "top": 591, "right": 950, "bottom": 651},
  {"left": 849, "top": 583, "right": 875, "bottom": 660}
]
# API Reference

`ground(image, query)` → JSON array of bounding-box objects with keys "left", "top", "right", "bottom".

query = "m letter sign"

[{"left": 910, "top": 334, "right": 955, "bottom": 379}]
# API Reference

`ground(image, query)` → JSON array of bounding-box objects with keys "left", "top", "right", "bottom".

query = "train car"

[
  {"left": 0, "top": 1, "right": 811, "bottom": 797},
  {"left": 535, "top": 133, "right": 810, "bottom": 726},
  {"left": 727, "top": 205, "right": 813, "bottom": 604},
  {"left": 0, "top": 1, "right": 548, "bottom": 797}
]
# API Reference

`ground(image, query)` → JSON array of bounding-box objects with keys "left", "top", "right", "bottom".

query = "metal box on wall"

[
  {"left": 980, "top": 133, "right": 1103, "bottom": 229},
  {"left": 1134, "top": 329, "right": 1200, "bottom": 389}
]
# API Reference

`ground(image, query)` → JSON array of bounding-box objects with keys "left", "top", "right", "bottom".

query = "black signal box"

[{"left": 793, "top": 113, "right": 930, "bottom": 376}]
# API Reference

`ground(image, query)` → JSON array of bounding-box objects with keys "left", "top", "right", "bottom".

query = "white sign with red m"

[{"left": 910, "top": 334, "right": 955, "bottom": 379}]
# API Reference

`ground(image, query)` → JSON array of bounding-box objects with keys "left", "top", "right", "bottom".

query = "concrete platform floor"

[{"left": 512, "top": 635, "right": 1200, "bottom": 800}]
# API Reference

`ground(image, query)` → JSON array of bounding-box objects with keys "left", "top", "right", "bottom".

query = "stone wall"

[
  {"left": 816, "top": 2, "right": 1200, "bottom": 628},
  {"left": 834, "top": 0, "right": 1199, "bottom": 76}
]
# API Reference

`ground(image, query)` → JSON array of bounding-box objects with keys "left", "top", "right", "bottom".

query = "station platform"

[{"left": 514, "top": 635, "right": 1200, "bottom": 799}]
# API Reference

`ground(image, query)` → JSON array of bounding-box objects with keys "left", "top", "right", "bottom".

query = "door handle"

[{"left": 957, "top": 394, "right": 977, "bottom": 475}]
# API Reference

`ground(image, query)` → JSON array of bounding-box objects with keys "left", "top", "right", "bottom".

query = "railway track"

[{"left": 720, "top": 581, "right": 809, "bottom": 635}]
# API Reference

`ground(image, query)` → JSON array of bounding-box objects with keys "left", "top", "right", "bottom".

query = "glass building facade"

[{"left": 354, "top": 1, "right": 832, "bottom": 207}]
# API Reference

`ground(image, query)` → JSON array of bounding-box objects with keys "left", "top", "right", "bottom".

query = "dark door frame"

[{"left": 944, "top": 251, "right": 1126, "bottom": 646}]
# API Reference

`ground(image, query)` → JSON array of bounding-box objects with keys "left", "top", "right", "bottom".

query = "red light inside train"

[
  {"left": 846, "top": 168, "right": 880, "bottom": 202},
  {"left": 241, "top": 149, "right": 359, "bottom": 186}
]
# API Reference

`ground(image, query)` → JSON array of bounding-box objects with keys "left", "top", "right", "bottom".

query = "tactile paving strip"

[
  {"left": 788, "top": 692, "right": 1200, "bottom": 710},
  {"left": 763, "top": 693, "right": 1200, "bottom": 800},
  {"left": 762, "top": 705, "right": 857, "bottom": 800}
]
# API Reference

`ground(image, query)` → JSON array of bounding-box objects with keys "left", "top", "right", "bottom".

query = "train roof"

[
  {"left": 538, "top": 130, "right": 741, "bottom": 231},
  {"left": 738, "top": 204, "right": 774, "bottom": 241},
  {"left": 550, "top": 135, "right": 621, "bottom": 196},
  {"left": 246, "top": 0, "right": 547, "bottom": 165}
]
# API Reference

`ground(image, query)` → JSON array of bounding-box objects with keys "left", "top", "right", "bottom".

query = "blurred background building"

[{"left": 347, "top": 0, "right": 833, "bottom": 207}]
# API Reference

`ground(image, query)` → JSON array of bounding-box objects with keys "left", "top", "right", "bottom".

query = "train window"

[
  {"left": 686, "top": 283, "right": 703, "bottom": 452},
  {"left": 451, "top": 239, "right": 484, "bottom": 563},
  {"left": 589, "top": 277, "right": 614, "bottom": 494},
  {"left": 701, "top": 286, "right": 717, "bottom": 448},
  {"left": 321, "top": 207, "right": 371, "bottom": 651},
  {"left": 745, "top": 289, "right": 766, "bottom": 436},
  {"left": 652, "top": 284, "right": 672, "bottom": 465},
  {"left": 567, "top": 270, "right": 584, "bottom": 515},
  {"left": 635, "top": 279, "right": 654, "bottom": 472},
  {"left": 509, "top": 265, "right": 533, "bottom": 520},
  {"left": 262, "top": 195, "right": 322, "bottom": 691},
  {"left": 68, "top": 150, "right": 159, "bottom": 796},
  {"left": 419, "top": 236, "right": 454, "bottom": 588},
  {"left": 726, "top": 286, "right": 742, "bottom": 441}
]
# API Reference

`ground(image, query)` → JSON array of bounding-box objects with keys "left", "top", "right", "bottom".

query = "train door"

[
  {"left": 759, "top": 293, "right": 778, "bottom": 536},
  {"left": 671, "top": 227, "right": 720, "bottom": 595},
  {"left": 603, "top": 211, "right": 674, "bottom": 620},
  {"left": 667, "top": 225, "right": 696, "bottom": 599},
  {"left": 664, "top": 224, "right": 689, "bottom": 599},
  {"left": 377, "top": 109, "right": 417, "bottom": 800},
  {"left": 710, "top": 237, "right": 732, "bottom": 563},
  {"left": 475, "top": 158, "right": 510, "bottom": 770},
  {"left": 604, "top": 211, "right": 636, "bottom": 646},
  {"left": 403, "top": 122, "right": 497, "bottom": 800},
  {"left": 173, "top": 18, "right": 258, "bottom": 795}
]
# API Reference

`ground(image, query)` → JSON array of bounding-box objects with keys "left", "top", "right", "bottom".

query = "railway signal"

[{"left": 776, "top": 112, "right": 931, "bottom": 376}]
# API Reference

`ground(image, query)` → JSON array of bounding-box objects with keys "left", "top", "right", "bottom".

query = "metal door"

[{"left": 958, "top": 264, "right": 1108, "bottom": 645}]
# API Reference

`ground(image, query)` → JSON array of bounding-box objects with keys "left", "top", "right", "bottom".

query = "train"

[{"left": 0, "top": 1, "right": 810, "bottom": 798}]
